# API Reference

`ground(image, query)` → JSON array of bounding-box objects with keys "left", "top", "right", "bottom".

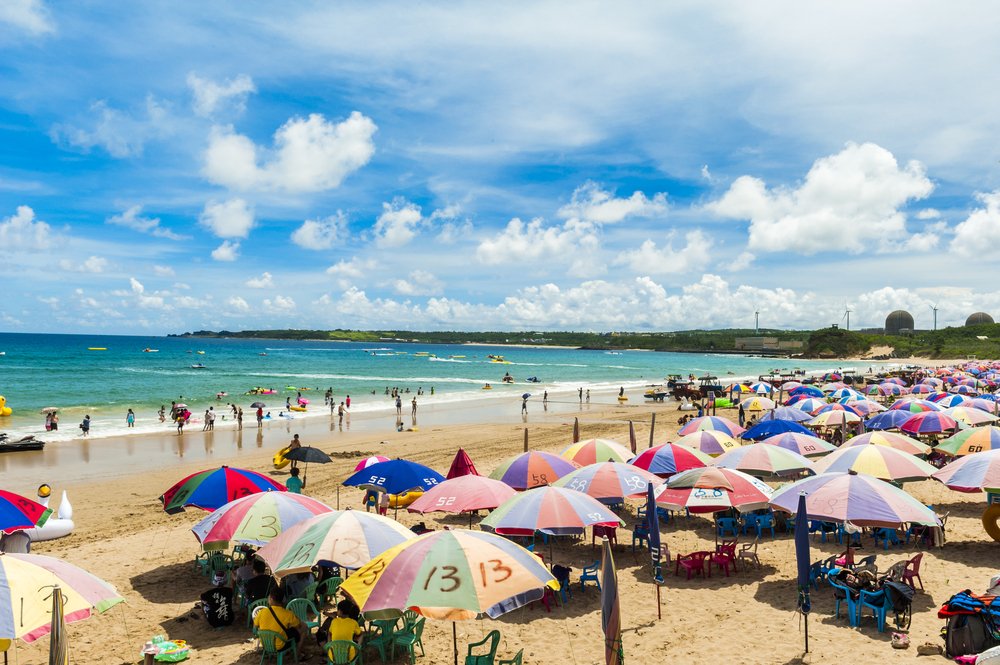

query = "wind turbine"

[
  {"left": 753, "top": 305, "right": 759, "bottom": 334},
  {"left": 930, "top": 304, "right": 938, "bottom": 331},
  {"left": 842, "top": 305, "right": 852, "bottom": 331}
]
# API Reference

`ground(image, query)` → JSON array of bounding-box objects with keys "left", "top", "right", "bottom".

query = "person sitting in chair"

[
  {"left": 243, "top": 559, "right": 276, "bottom": 604},
  {"left": 317, "top": 599, "right": 362, "bottom": 658},
  {"left": 253, "top": 589, "right": 304, "bottom": 655}
]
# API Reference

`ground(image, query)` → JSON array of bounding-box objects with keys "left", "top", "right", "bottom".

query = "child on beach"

[
  {"left": 286, "top": 467, "right": 304, "bottom": 494},
  {"left": 79, "top": 415, "right": 90, "bottom": 436},
  {"left": 126, "top": 408, "right": 135, "bottom": 428}
]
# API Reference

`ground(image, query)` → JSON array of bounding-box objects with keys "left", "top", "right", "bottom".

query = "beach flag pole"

[
  {"left": 523, "top": 428, "right": 529, "bottom": 452},
  {"left": 648, "top": 413, "right": 656, "bottom": 448},
  {"left": 628, "top": 421, "right": 636, "bottom": 454}
]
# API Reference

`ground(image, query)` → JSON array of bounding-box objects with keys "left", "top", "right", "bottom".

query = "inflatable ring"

[
  {"left": 983, "top": 504, "right": 1000, "bottom": 543},
  {"left": 273, "top": 446, "right": 291, "bottom": 470},
  {"left": 389, "top": 491, "right": 422, "bottom": 509}
]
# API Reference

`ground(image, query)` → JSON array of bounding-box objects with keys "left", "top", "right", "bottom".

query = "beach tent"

[{"left": 447, "top": 448, "right": 479, "bottom": 479}]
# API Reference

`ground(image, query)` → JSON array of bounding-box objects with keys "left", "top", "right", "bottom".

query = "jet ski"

[
  {"left": 525, "top": 377, "right": 541, "bottom": 383},
  {"left": 0, "top": 434, "right": 45, "bottom": 452}
]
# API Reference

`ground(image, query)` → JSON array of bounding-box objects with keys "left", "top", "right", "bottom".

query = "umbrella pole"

[
  {"left": 453, "top": 621, "right": 458, "bottom": 665},
  {"left": 548, "top": 537, "right": 554, "bottom": 569},
  {"left": 804, "top": 609, "right": 809, "bottom": 653},
  {"left": 336, "top": 486, "right": 340, "bottom": 510},
  {"left": 648, "top": 413, "right": 656, "bottom": 448},
  {"left": 523, "top": 428, "right": 528, "bottom": 452},
  {"left": 656, "top": 583, "right": 662, "bottom": 621}
]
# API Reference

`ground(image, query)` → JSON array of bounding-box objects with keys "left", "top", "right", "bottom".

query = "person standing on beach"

[
  {"left": 158, "top": 405, "right": 166, "bottom": 423},
  {"left": 126, "top": 408, "right": 135, "bottom": 428},
  {"left": 338, "top": 402, "right": 344, "bottom": 426},
  {"left": 288, "top": 433, "right": 301, "bottom": 470},
  {"left": 395, "top": 395, "right": 402, "bottom": 416},
  {"left": 330, "top": 399, "right": 335, "bottom": 416},
  {"left": 586, "top": 390, "right": 590, "bottom": 403},
  {"left": 256, "top": 407, "right": 264, "bottom": 428},
  {"left": 44, "top": 412, "right": 52, "bottom": 431},
  {"left": 203, "top": 409, "right": 211, "bottom": 431},
  {"left": 543, "top": 391, "right": 548, "bottom": 404},
  {"left": 50, "top": 412, "right": 58, "bottom": 430},
  {"left": 80, "top": 415, "right": 90, "bottom": 437},
  {"left": 345, "top": 394, "right": 351, "bottom": 409},
  {"left": 521, "top": 396, "right": 528, "bottom": 414},
  {"left": 411, "top": 397, "right": 417, "bottom": 417},
  {"left": 237, "top": 407, "right": 243, "bottom": 430},
  {"left": 207, "top": 407, "right": 216, "bottom": 431},
  {"left": 177, "top": 415, "right": 185, "bottom": 435},
  {"left": 578, "top": 387, "right": 583, "bottom": 403},
  {"left": 286, "top": 467, "right": 304, "bottom": 494}
]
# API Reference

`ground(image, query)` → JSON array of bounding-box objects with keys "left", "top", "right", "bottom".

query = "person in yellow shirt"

[
  {"left": 252, "top": 590, "right": 304, "bottom": 653},
  {"left": 318, "top": 599, "right": 362, "bottom": 659}
]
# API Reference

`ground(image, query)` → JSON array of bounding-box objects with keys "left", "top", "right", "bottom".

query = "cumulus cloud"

[
  {"left": 227, "top": 295, "right": 250, "bottom": 313},
  {"left": 203, "top": 111, "right": 376, "bottom": 193},
  {"left": 245, "top": 271, "right": 273, "bottom": 288},
  {"left": 326, "top": 257, "right": 377, "bottom": 289},
  {"left": 107, "top": 205, "right": 186, "bottom": 240},
  {"left": 708, "top": 142, "right": 934, "bottom": 254},
  {"left": 51, "top": 95, "right": 169, "bottom": 158},
  {"left": 392, "top": 269, "right": 443, "bottom": 296},
  {"left": 187, "top": 73, "right": 255, "bottom": 117},
  {"left": 557, "top": 182, "right": 668, "bottom": 224},
  {"left": 124, "top": 277, "right": 165, "bottom": 309},
  {"left": 291, "top": 213, "right": 348, "bottom": 249},
  {"left": 153, "top": 265, "right": 175, "bottom": 277},
  {"left": 951, "top": 191, "right": 1000, "bottom": 257},
  {"left": 263, "top": 295, "right": 295, "bottom": 312},
  {"left": 199, "top": 199, "right": 254, "bottom": 238},
  {"left": 614, "top": 230, "right": 713, "bottom": 275},
  {"left": 730, "top": 251, "right": 755, "bottom": 271},
  {"left": 0, "top": 205, "right": 52, "bottom": 250},
  {"left": 476, "top": 217, "right": 599, "bottom": 267},
  {"left": 372, "top": 200, "right": 423, "bottom": 248},
  {"left": 211, "top": 240, "right": 240, "bottom": 261},
  {"left": 0, "top": 0, "right": 53, "bottom": 34},
  {"left": 59, "top": 256, "right": 108, "bottom": 273}
]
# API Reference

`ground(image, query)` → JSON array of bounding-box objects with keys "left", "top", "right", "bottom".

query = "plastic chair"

[
  {"left": 285, "top": 598, "right": 320, "bottom": 633},
  {"left": 807, "top": 562, "right": 826, "bottom": 589},
  {"left": 317, "top": 576, "right": 344, "bottom": 606},
  {"left": 828, "top": 580, "right": 860, "bottom": 626},
  {"left": 740, "top": 515, "right": 758, "bottom": 536},
  {"left": 247, "top": 598, "right": 269, "bottom": 629},
  {"left": 712, "top": 540, "right": 738, "bottom": 576},
  {"left": 859, "top": 588, "right": 892, "bottom": 632},
  {"left": 498, "top": 649, "right": 523, "bottom": 665},
  {"left": 592, "top": 524, "right": 618, "bottom": 548},
  {"left": 716, "top": 517, "right": 739, "bottom": 538},
  {"left": 874, "top": 528, "right": 902, "bottom": 550},
  {"left": 580, "top": 561, "right": 601, "bottom": 590},
  {"left": 302, "top": 582, "right": 319, "bottom": 607},
  {"left": 755, "top": 514, "right": 776, "bottom": 539},
  {"left": 675, "top": 551, "right": 710, "bottom": 580},
  {"left": 836, "top": 524, "right": 863, "bottom": 547},
  {"left": 632, "top": 524, "right": 649, "bottom": 552},
  {"left": 257, "top": 629, "right": 299, "bottom": 665},
  {"left": 402, "top": 609, "right": 420, "bottom": 631},
  {"left": 392, "top": 617, "right": 426, "bottom": 664},
  {"left": 324, "top": 639, "right": 362, "bottom": 664},
  {"left": 902, "top": 553, "right": 924, "bottom": 591},
  {"left": 465, "top": 629, "right": 500, "bottom": 665},
  {"left": 530, "top": 586, "right": 557, "bottom": 612},
  {"left": 364, "top": 618, "right": 398, "bottom": 663},
  {"left": 808, "top": 520, "right": 835, "bottom": 543},
  {"left": 737, "top": 537, "right": 761, "bottom": 569}
]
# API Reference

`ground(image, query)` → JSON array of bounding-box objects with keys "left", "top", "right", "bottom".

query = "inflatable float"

[
  {"left": 389, "top": 491, "right": 423, "bottom": 509},
  {"left": 289, "top": 405, "right": 307, "bottom": 412},
  {"left": 984, "top": 503, "right": 1000, "bottom": 543},
  {"left": 617, "top": 396, "right": 629, "bottom": 402},
  {"left": 273, "top": 446, "right": 291, "bottom": 469},
  {"left": 23, "top": 485, "right": 74, "bottom": 542},
  {"left": 0, "top": 396, "right": 10, "bottom": 417}
]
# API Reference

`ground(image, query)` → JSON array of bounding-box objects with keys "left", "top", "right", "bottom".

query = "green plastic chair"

[
  {"left": 364, "top": 618, "right": 398, "bottom": 663},
  {"left": 402, "top": 609, "right": 419, "bottom": 631},
  {"left": 247, "top": 598, "right": 270, "bottom": 629},
  {"left": 317, "top": 576, "right": 344, "bottom": 606},
  {"left": 392, "top": 617, "right": 426, "bottom": 664},
  {"left": 257, "top": 629, "right": 299, "bottom": 665},
  {"left": 285, "top": 598, "right": 320, "bottom": 632},
  {"left": 465, "top": 630, "right": 499, "bottom": 665},
  {"left": 302, "top": 582, "right": 320, "bottom": 606},
  {"left": 498, "top": 649, "right": 523, "bottom": 665},
  {"left": 324, "top": 639, "right": 363, "bottom": 664}
]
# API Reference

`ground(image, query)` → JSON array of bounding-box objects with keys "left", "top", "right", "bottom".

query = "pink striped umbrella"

[
  {"left": 355, "top": 455, "right": 391, "bottom": 471},
  {"left": 407, "top": 475, "right": 516, "bottom": 514},
  {"left": 900, "top": 411, "right": 958, "bottom": 435},
  {"left": 841, "top": 431, "right": 930, "bottom": 456},
  {"left": 677, "top": 416, "right": 745, "bottom": 437},
  {"left": 932, "top": 449, "right": 1000, "bottom": 492},
  {"left": 654, "top": 467, "right": 773, "bottom": 513}
]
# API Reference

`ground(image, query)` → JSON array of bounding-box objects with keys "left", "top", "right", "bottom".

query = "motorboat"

[{"left": 191, "top": 363, "right": 207, "bottom": 369}]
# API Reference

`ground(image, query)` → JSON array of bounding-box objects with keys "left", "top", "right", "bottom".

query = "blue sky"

[{"left": 2, "top": 1, "right": 1000, "bottom": 334}]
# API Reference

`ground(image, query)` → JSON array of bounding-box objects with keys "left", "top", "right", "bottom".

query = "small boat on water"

[
  {"left": 0, "top": 434, "right": 45, "bottom": 452},
  {"left": 142, "top": 348, "right": 159, "bottom": 353},
  {"left": 0, "top": 351, "right": 5, "bottom": 356},
  {"left": 191, "top": 363, "right": 207, "bottom": 369},
  {"left": 87, "top": 347, "right": 107, "bottom": 351},
  {"left": 197, "top": 350, "right": 206, "bottom": 355}
]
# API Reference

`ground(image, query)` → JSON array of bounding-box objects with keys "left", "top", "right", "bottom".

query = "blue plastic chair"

[
  {"left": 859, "top": 588, "right": 891, "bottom": 631},
  {"left": 655, "top": 507, "right": 672, "bottom": 524},
  {"left": 873, "top": 528, "right": 901, "bottom": 550},
  {"left": 828, "top": 580, "right": 860, "bottom": 626},
  {"left": 716, "top": 517, "right": 739, "bottom": 538},
  {"left": 836, "top": 524, "right": 862, "bottom": 546},
  {"left": 808, "top": 521, "right": 835, "bottom": 543},
  {"left": 807, "top": 562, "right": 826, "bottom": 590},
  {"left": 755, "top": 514, "right": 776, "bottom": 538},
  {"left": 741, "top": 515, "right": 758, "bottom": 536},
  {"left": 632, "top": 525, "right": 649, "bottom": 552},
  {"left": 636, "top": 505, "right": 647, "bottom": 521},
  {"left": 580, "top": 561, "right": 601, "bottom": 590}
]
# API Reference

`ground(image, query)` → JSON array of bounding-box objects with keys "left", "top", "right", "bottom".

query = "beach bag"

[
  {"left": 884, "top": 581, "right": 915, "bottom": 630},
  {"left": 944, "top": 614, "right": 1000, "bottom": 658}
]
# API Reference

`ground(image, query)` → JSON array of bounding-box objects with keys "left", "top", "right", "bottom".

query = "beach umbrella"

[
  {"left": 952, "top": 385, "right": 979, "bottom": 395},
  {"left": 740, "top": 396, "right": 776, "bottom": 412},
  {"left": 284, "top": 446, "right": 332, "bottom": 464},
  {"left": 794, "top": 493, "right": 811, "bottom": 653},
  {"left": 812, "top": 446, "right": 936, "bottom": 482},
  {"left": 781, "top": 381, "right": 804, "bottom": 391},
  {"left": 257, "top": 510, "right": 416, "bottom": 577},
  {"left": 675, "top": 430, "right": 742, "bottom": 456},
  {"left": 488, "top": 451, "right": 577, "bottom": 490},
  {"left": 908, "top": 384, "right": 936, "bottom": 395},
  {"left": 932, "top": 449, "right": 1000, "bottom": 492},
  {"left": 784, "top": 397, "right": 827, "bottom": 412},
  {"left": 552, "top": 462, "right": 663, "bottom": 502},
  {"left": 628, "top": 442, "right": 712, "bottom": 477},
  {"left": 445, "top": 448, "right": 479, "bottom": 479},
  {"left": 0, "top": 553, "right": 123, "bottom": 642},
  {"left": 190, "top": 490, "right": 333, "bottom": 549},
  {"left": 790, "top": 386, "right": 824, "bottom": 398},
  {"left": 900, "top": 411, "right": 958, "bottom": 435},
  {"left": 942, "top": 406, "right": 999, "bottom": 427},
  {"left": 875, "top": 383, "right": 906, "bottom": 397},
  {"left": 742, "top": 419, "right": 814, "bottom": 440},
  {"left": 250, "top": 401, "right": 267, "bottom": 408},
  {"left": 408, "top": 475, "right": 515, "bottom": 515},
  {"left": 655, "top": 467, "right": 773, "bottom": 514},
  {"left": 841, "top": 399, "right": 884, "bottom": 416},
  {"left": 481, "top": 486, "right": 623, "bottom": 536},
  {"left": 864, "top": 410, "right": 915, "bottom": 431},
  {"left": 38, "top": 407, "right": 59, "bottom": 414},
  {"left": 726, "top": 383, "right": 751, "bottom": 394},
  {"left": 677, "top": 416, "right": 745, "bottom": 437},
  {"left": 841, "top": 431, "right": 931, "bottom": 456},
  {"left": 759, "top": 406, "right": 812, "bottom": 422},
  {"left": 645, "top": 482, "right": 663, "bottom": 584},
  {"left": 711, "top": 444, "right": 814, "bottom": 478},
  {"left": 560, "top": 438, "right": 633, "bottom": 465},
  {"left": 159, "top": 466, "right": 285, "bottom": 514},
  {"left": 812, "top": 403, "right": 862, "bottom": 417},
  {"left": 760, "top": 432, "right": 836, "bottom": 457},
  {"left": 601, "top": 535, "right": 623, "bottom": 665},
  {"left": 0, "top": 490, "right": 51, "bottom": 534},
  {"left": 829, "top": 388, "right": 863, "bottom": 400},
  {"left": 339, "top": 529, "right": 558, "bottom": 665},
  {"left": 932, "top": 394, "right": 973, "bottom": 408},
  {"left": 749, "top": 382, "right": 773, "bottom": 394},
  {"left": 769, "top": 471, "right": 940, "bottom": 528},
  {"left": 889, "top": 398, "right": 942, "bottom": 413},
  {"left": 969, "top": 398, "right": 999, "bottom": 414},
  {"left": 937, "top": 427, "right": 1000, "bottom": 457},
  {"left": 354, "top": 455, "right": 391, "bottom": 472},
  {"left": 343, "top": 459, "right": 445, "bottom": 495},
  {"left": 808, "top": 411, "right": 861, "bottom": 428}
]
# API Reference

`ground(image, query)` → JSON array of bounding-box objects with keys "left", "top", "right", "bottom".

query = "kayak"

[{"left": 273, "top": 446, "right": 292, "bottom": 469}]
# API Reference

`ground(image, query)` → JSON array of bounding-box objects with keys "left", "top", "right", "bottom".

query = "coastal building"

[
  {"left": 966, "top": 312, "right": 994, "bottom": 326},
  {"left": 884, "top": 310, "right": 915, "bottom": 335},
  {"left": 734, "top": 337, "right": 804, "bottom": 352}
]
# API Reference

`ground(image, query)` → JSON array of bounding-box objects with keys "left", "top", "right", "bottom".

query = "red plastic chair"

[
  {"left": 711, "top": 540, "right": 738, "bottom": 576},
  {"left": 592, "top": 524, "right": 618, "bottom": 548},
  {"left": 675, "top": 551, "right": 711, "bottom": 580},
  {"left": 902, "top": 552, "right": 923, "bottom": 591}
]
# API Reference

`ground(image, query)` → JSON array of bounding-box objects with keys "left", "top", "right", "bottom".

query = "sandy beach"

[{"left": 6, "top": 377, "right": 996, "bottom": 664}]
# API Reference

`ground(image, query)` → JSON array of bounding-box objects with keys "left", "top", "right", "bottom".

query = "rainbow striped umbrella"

[
  {"left": 900, "top": 411, "right": 958, "bottom": 435},
  {"left": 760, "top": 432, "right": 836, "bottom": 457},
  {"left": 842, "top": 399, "right": 885, "bottom": 416},
  {"left": 0, "top": 490, "right": 51, "bottom": 534},
  {"left": 931, "top": 394, "right": 972, "bottom": 408},
  {"left": 932, "top": 449, "right": 1000, "bottom": 492},
  {"left": 354, "top": 455, "right": 391, "bottom": 471},
  {"left": 936, "top": 426, "right": 1000, "bottom": 457},
  {"left": 864, "top": 410, "right": 915, "bottom": 430},
  {"left": 813, "top": 403, "right": 862, "bottom": 417},
  {"left": 821, "top": 382, "right": 848, "bottom": 393},
  {"left": 875, "top": 383, "right": 907, "bottom": 396},
  {"left": 560, "top": 438, "right": 633, "bottom": 465},
  {"left": 489, "top": 451, "right": 578, "bottom": 490},
  {"left": 712, "top": 443, "right": 814, "bottom": 478},
  {"left": 0, "top": 554, "right": 123, "bottom": 642},
  {"left": 952, "top": 385, "right": 979, "bottom": 395},
  {"left": 908, "top": 384, "right": 936, "bottom": 395},
  {"left": 191, "top": 490, "right": 332, "bottom": 549},
  {"left": 770, "top": 472, "right": 940, "bottom": 528},
  {"left": 942, "top": 406, "right": 999, "bottom": 427},
  {"left": 842, "top": 431, "right": 930, "bottom": 456},
  {"left": 889, "top": 398, "right": 942, "bottom": 413},
  {"left": 812, "top": 446, "right": 936, "bottom": 482},
  {"left": 808, "top": 411, "right": 861, "bottom": 427},
  {"left": 552, "top": 462, "right": 663, "bottom": 501},
  {"left": 481, "top": 486, "right": 623, "bottom": 536},
  {"left": 257, "top": 510, "right": 416, "bottom": 576},
  {"left": 677, "top": 416, "right": 745, "bottom": 437},
  {"left": 160, "top": 466, "right": 285, "bottom": 514},
  {"left": 785, "top": 397, "right": 827, "bottom": 413},
  {"left": 675, "top": 430, "right": 742, "bottom": 456},
  {"left": 628, "top": 442, "right": 712, "bottom": 476},
  {"left": 969, "top": 398, "right": 999, "bottom": 414},
  {"left": 407, "top": 476, "right": 516, "bottom": 514},
  {"left": 655, "top": 467, "right": 773, "bottom": 513}
]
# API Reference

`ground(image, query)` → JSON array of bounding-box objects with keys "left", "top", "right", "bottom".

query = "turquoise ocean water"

[{"left": 0, "top": 332, "right": 880, "bottom": 441}]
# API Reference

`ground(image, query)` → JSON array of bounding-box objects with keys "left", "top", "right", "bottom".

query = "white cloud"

[
  {"left": 51, "top": 96, "right": 169, "bottom": 158},
  {"left": 951, "top": 191, "right": 1000, "bottom": 257},
  {"left": 476, "top": 216, "right": 599, "bottom": 266},
  {"left": 392, "top": 269, "right": 443, "bottom": 296},
  {"left": 917, "top": 208, "right": 941, "bottom": 220},
  {"left": 436, "top": 219, "right": 473, "bottom": 245},
  {"left": 153, "top": 265, "right": 175, "bottom": 277},
  {"left": 709, "top": 142, "right": 934, "bottom": 254},
  {"left": 187, "top": 73, "right": 255, "bottom": 117},
  {"left": 245, "top": 272, "right": 273, "bottom": 288},
  {"left": 730, "top": 251, "right": 755, "bottom": 271},
  {"left": 199, "top": 199, "right": 254, "bottom": 238},
  {"left": 614, "top": 230, "right": 713, "bottom": 275},
  {"left": 372, "top": 200, "right": 423, "bottom": 248},
  {"left": 0, "top": 206, "right": 51, "bottom": 250},
  {"left": 59, "top": 256, "right": 108, "bottom": 273},
  {"left": 0, "top": 0, "right": 53, "bottom": 35},
  {"left": 203, "top": 111, "right": 377, "bottom": 193},
  {"left": 326, "top": 257, "right": 377, "bottom": 289},
  {"left": 557, "top": 182, "right": 667, "bottom": 224},
  {"left": 291, "top": 213, "right": 348, "bottom": 249},
  {"left": 263, "top": 295, "right": 296, "bottom": 312},
  {"left": 107, "top": 205, "right": 186, "bottom": 240},
  {"left": 124, "top": 277, "right": 166, "bottom": 309},
  {"left": 211, "top": 240, "right": 240, "bottom": 261},
  {"left": 227, "top": 296, "right": 250, "bottom": 313}
]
